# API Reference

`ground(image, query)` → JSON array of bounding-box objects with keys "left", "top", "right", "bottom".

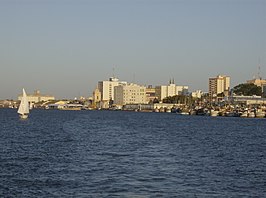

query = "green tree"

[
  {"left": 162, "top": 95, "right": 192, "bottom": 104},
  {"left": 233, "top": 83, "right": 262, "bottom": 96},
  {"left": 217, "top": 92, "right": 225, "bottom": 97},
  {"left": 153, "top": 98, "right": 160, "bottom": 103}
]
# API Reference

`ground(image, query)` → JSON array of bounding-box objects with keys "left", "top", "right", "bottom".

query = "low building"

[
  {"left": 176, "top": 86, "right": 189, "bottom": 95},
  {"left": 246, "top": 78, "right": 266, "bottom": 87},
  {"left": 46, "top": 100, "right": 68, "bottom": 109},
  {"left": 191, "top": 90, "right": 203, "bottom": 98},
  {"left": 18, "top": 90, "right": 55, "bottom": 103},
  {"left": 114, "top": 83, "right": 147, "bottom": 106},
  {"left": 225, "top": 95, "right": 266, "bottom": 105}
]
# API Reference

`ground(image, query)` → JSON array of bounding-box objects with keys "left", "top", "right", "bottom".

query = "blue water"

[{"left": 0, "top": 109, "right": 265, "bottom": 197}]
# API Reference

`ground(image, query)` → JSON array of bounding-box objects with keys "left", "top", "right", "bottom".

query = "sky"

[{"left": 0, "top": 0, "right": 266, "bottom": 99}]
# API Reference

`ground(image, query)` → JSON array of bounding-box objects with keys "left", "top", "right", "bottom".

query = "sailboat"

[{"left": 17, "top": 88, "right": 30, "bottom": 119}]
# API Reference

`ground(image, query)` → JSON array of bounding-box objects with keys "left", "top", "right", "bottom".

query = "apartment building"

[
  {"left": 209, "top": 75, "right": 230, "bottom": 97},
  {"left": 114, "top": 83, "right": 147, "bottom": 106}
]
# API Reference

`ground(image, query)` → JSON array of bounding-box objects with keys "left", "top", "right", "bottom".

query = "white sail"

[{"left": 17, "top": 88, "right": 30, "bottom": 115}]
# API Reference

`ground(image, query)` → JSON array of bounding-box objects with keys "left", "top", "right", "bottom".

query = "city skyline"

[{"left": 0, "top": 0, "right": 265, "bottom": 99}]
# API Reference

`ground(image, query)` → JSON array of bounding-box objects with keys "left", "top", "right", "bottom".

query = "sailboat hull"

[{"left": 19, "top": 114, "right": 28, "bottom": 119}]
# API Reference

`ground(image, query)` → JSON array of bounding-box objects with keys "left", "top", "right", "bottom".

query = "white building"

[
  {"left": 18, "top": 90, "right": 55, "bottom": 103},
  {"left": 114, "top": 83, "right": 147, "bottom": 106},
  {"left": 209, "top": 75, "right": 230, "bottom": 97},
  {"left": 191, "top": 90, "right": 203, "bottom": 98},
  {"left": 98, "top": 77, "right": 127, "bottom": 102},
  {"left": 155, "top": 80, "right": 189, "bottom": 101},
  {"left": 176, "top": 86, "right": 189, "bottom": 95}
]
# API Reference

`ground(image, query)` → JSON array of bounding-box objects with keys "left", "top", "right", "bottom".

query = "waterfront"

[{"left": 0, "top": 109, "right": 265, "bottom": 197}]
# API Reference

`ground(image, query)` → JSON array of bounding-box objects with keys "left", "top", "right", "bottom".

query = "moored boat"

[
  {"left": 255, "top": 109, "right": 265, "bottom": 118},
  {"left": 248, "top": 111, "right": 255, "bottom": 118},
  {"left": 240, "top": 111, "right": 248, "bottom": 118},
  {"left": 210, "top": 110, "right": 219, "bottom": 117}
]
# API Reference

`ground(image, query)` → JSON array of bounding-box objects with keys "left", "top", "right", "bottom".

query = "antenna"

[
  {"left": 133, "top": 73, "right": 135, "bottom": 83},
  {"left": 112, "top": 66, "right": 115, "bottom": 78},
  {"left": 258, "top": 57, "right": 261, "bottom": 80}
]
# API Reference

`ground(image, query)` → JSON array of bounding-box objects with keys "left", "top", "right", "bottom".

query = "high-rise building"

[
  {"left": 262, "top": 83, "right": 266, "bottom": 97},
  {"left": 92, "top": 87, "right": 101, "bottom": 105},
  {"left": 209, "top": 75, "right": 230, "bottom": 97},
  {"left": 98, "top": 77, "right": 127, "bottom": 102},
  {"left": 114, "top": 83, "right": 147, "bottom": 105}
]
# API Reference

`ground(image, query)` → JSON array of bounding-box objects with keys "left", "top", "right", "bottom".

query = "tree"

[
  {"left": 153, "top": 98, "right": 160, "bottom": 103},
  {"left": 217, "top": 92, "right": 225, "bottom": 97},
  {"left": 233, "top": 83, "right": 262, "bottom": 96},
  {"left": 162, "top": 95, "right": 193, "bottom": 104}
]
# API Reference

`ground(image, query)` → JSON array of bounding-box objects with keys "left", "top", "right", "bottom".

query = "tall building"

[
  {"left": 92, "top": 87, "right": 101, "bottom": 105},
  {"left": 262, "top": 84, "right": 266, "bottom": 97},
  {"left": 155, "top": 80, "right": 189, "bottom": 101},
  {"left": 209, "top": 75, "right": 230, "bottom": 97},
  {"left": 146, "top": 85, "right": 156, "bottom": 103},
  {"left": 98, "top": 77, "right": 127, "bottom": 102},
  {"left": 114, "top": 83, "right": 147, "bottom": 106}
]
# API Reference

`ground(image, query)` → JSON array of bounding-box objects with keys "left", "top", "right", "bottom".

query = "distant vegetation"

[
  {"left": 162, "top": 95, "right": 195, "bottom": 104},
  {"left": 233, "top": 83, "right": 262, "bottom": 96}
]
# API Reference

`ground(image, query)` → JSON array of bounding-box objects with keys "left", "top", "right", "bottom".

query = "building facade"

[
  {"left": 176, "top": 86, "right": 189, "bottom": 95},
  {"left": 98, "top": 77, "right": 127, "bottom": 102},
  {"left": 209, "top": 75, "right": 230, "bottom": 97},
  {"left": 92, "top": 87, "right": 101, "bottom": 105},
  {"left": 18, "top": 90, "right": 55, "bottom": 103},
  {"left": 262, "top": 84, "right": 266, "bottom": 97},
  {"left": 146, "top": 85, "right": 156, "bottom": 103},
  {"left": 114, "top": 83, "right": 147, "bottom": 106},
  {"left": 246, "top": 78, "right": 266, "bottom": 87},
  {"left": 191, "top": 90, "right": 203, "bottom": 98},
  {"left": 155, "top": 80, "right": 189, "bottom": 101}
]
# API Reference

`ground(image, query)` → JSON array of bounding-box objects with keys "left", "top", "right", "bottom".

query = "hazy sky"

[{"left": 0, "top": 0, "right": 266, "bottom": 99}]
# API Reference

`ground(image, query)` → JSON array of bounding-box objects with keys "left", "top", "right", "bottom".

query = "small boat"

[
  {"left": 154, "top": 108, "right": 159, "bottom": 112},
  {"left": 225, "top": 111, "right": 240, "bottom": 117},
  {"left": 165, "top": 108, "right": 171, "bottom": 113},
  {"left": 180, "top": 112, "right": 189, "bottom": 115},
  {"left": 210, "top": 110, "right": 219, "bottom": 117},
  {"left": 255, "top": 109, "right": 265, "bottom": 118},
  {"left": 240, "top": 111, "right": 248, "bottom": 118},
  {"left": 61, "top": 104, "right": 83, "bottom": 110},
  {"left": 248, "top": 111, "right": 255, "bottom": 118},
  {"left": 196, "top": 108, "right": 210, "bottom": 116},
  {"left": 17, "top": 88, "right": 30, "bottom": 119}
]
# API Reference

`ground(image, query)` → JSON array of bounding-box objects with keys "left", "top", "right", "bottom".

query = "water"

[{"left": 0, "top": 109, "right": 265, "bottom": 197}]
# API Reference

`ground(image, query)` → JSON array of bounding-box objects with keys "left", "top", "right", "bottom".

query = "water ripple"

[{"left": 0, "top": 109, "right": 266, "bottom": 197}]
